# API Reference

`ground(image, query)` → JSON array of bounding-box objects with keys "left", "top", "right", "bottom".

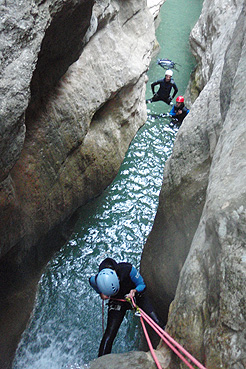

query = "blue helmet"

[{"left": 96, "top": 268, "right": 120, "bottom": 296}]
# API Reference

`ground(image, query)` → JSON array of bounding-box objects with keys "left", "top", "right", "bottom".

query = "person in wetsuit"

[
  {"left": 89, "top": 257, "right": 163, "bottom": 357},
  {"left": 169, "top": 95, "right": 189, "bottom": 127},
  {"left": 146, "top": 69, "right": 178, "bottom": 105}
]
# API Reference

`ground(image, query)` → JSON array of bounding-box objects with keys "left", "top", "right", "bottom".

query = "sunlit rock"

[
  {"left": 0, "top": 0, "right": 155, "bottom": 261},
  {"left": 0, "top": 0, "right": 156, "bottom": 367},
  {"left": 147, "top": 0, "right": 166, "bottom": 19},
  {"left": 141, "top": 1, "right": 246, "bottom": 368}
]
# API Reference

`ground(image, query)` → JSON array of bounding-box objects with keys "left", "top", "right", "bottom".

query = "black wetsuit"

[
  {"left": 89, "top": 258, "right": 163, "bottom": 357},
  {"left": 149, "top": 78, "right": 178, "bottom": 105}
]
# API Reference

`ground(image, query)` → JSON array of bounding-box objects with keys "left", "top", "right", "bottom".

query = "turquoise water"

[{"left": 13, "top": 1, "right": 203, "bottom": 368}]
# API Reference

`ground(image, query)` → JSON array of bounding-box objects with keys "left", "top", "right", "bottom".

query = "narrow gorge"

[{"left": 0, "top": 1, "right": 245, "bottom": 369}]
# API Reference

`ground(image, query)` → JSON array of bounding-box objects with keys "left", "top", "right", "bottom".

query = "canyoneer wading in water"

[
  {"left": 168, "top": 95, "right": 189, "bottom": 127},
  {"left": 146, "top": 69, "right": 178, "bottom": 105},
  {"left": 89, "top": 257, "right": 164, "bottom": 356}
]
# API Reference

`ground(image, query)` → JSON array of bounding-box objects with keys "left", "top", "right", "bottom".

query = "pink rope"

[
  {"left": 140, "top": 316, "right": 163, "bottom": 369},
  {"left": 140, "top": 309, "right": 196, "bottom": 369},
  {"left": 102, "top": 300, "right": 104, "bottom": 333},
  {"left": 108, "top": 297, "right": 207, "bottom": 369},
  {"left": 130, "top": 297, "right": 207, "bottom": 369}
]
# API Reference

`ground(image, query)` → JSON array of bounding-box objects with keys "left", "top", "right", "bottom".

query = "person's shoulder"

[
  {"left": 117, "top": 261, "right": 132, "bottom": 268},
  {"left": 117, "top": 262, "right": 132, "bottom": 273}
]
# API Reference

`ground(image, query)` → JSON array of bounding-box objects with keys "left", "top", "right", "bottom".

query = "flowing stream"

[{"left": 13, "top": 1, "right": 203, "bottom": 368}]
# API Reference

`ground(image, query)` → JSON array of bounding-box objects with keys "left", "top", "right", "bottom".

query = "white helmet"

[
  {"left": 96, "top": 268, "right": 120, "bottom": 296},
  {"left": 165, "top": 69, "right": 173, "bottom": 77}
]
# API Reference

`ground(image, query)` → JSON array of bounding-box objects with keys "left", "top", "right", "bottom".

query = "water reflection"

[{"left": 13, "top": 115, "right": 176, "bottom": 369}]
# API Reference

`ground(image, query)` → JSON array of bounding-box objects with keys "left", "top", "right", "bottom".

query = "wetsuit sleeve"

[
  {"left": 89, "top": 275, "right": 101, "bottom": 294},
  {"left": 169, "top": 106, "right": 176, "bottom": 117},
  {"left": 130, "top": 267, "right": 146, "bottom": 293},
  {"left": 151, "top": 80, "right": 160, "bottom": 94},
  {"left": 182, "top": 107, "right": 190, "bottom": 117},
  {"left": 171, "top": 82, "right": 178, "bottom": 99}
]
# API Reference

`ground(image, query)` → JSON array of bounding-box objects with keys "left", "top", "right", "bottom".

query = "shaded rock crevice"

[
  {"left": 27, "top": 0, "right": 94, "bottom": 119},
  {"left": 0, "top": 0, "right": 94, "bottom": 183}
]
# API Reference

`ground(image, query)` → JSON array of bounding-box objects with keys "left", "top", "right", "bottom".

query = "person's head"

[
  {"left": 175, "top": 95, "right": 184, "bottom": 108},
  {"left": 96, "top": 268, "right": 120, "bottom": 296},
  {"left": 165, "top": 69, "right": 173, "bottom": 81}
]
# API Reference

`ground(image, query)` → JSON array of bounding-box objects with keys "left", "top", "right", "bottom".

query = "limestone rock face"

[
  {"left": 147, "top": 0, "right": 166, "bottom": 19},
  {"left": 0, "top": 0, "right": 94, "bottom": 183},
  {"left": 0, "top": 0, "right": 94, "bottom": 259},
  {"left": 0, "top": 0, "right": 155, "bottom": 259},
  {"left": 0, "top": 1, "right": 156, "bottom": 367},
  {"left": 141, "top": 1, "right": 246, "bottom": 368}
]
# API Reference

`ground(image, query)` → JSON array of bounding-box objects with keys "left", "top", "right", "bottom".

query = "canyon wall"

[
  {"left": 0, "top": 1, "right": 158, "bottom": 367},
  {"left": 0, "top": 0, "right": 156, "bottom": 262},
  {"left": 88, "top": 1, "right": 246, "bottom": 368},
  {"left": 141, "top": 1, "right": 246, "bottom": 368},
  {"left": 1, "top": 0, "right": 245, "bottom": 368}
]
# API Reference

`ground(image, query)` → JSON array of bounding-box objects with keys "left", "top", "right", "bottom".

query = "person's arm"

[
  {"left": 126, "top": 267, "right": 146, "bottom": 299},
  {"left": 151, "top": 80, "right": 160, "bottom": 95},
  {"left": 171, "top": 82, "right": 178, "bottom": 99},
  {"left": 181, "top": 108, "right": 190, "bottom": 116},
  {"left": 177, "top": 107, "right": 189, "bottom": 116},
  {"left": 129, "top": 266, "right": 146, "bottom": 293},
  {"left": 169, "top": 106, "right": 176, "bottom": 117}
]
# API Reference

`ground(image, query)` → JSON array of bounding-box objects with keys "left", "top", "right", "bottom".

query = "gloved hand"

[
  {"left": 126, "top": 289, "right": 137, "bottom": 299},
  {"left": 167, "top": 97, "right": 173, "bottom": 105}
]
